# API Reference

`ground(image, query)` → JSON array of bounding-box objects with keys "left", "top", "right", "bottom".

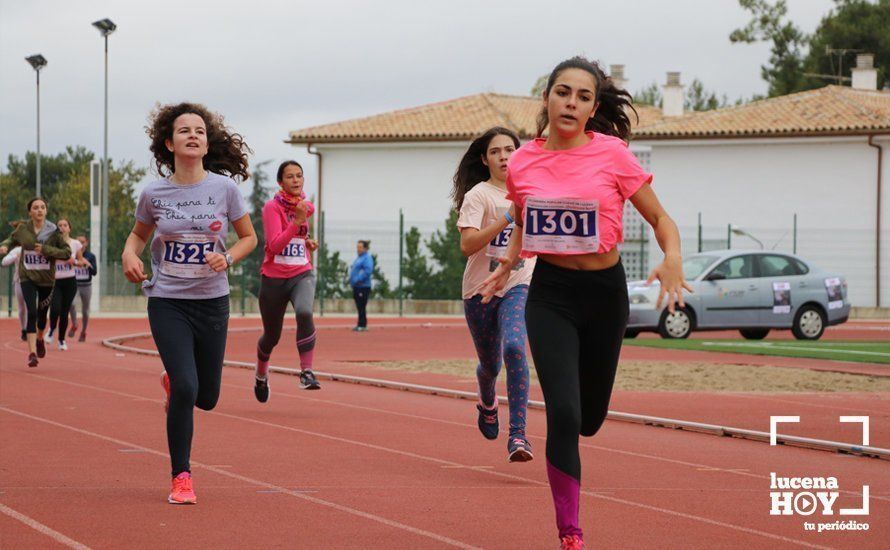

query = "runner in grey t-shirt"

[
  {"left": 135, "top": 171, "right": 248, "bottom": 298},
  {"left": 122, "top": 102, "right": 257, "bottom": 505}
]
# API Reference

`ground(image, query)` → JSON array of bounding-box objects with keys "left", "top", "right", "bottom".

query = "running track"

[{"left": 1, "top": 318, "right": 887, "bottom": 548}]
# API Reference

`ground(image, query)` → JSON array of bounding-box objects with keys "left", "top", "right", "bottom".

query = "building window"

[{"left": 620, "top": 150, "right": 650, "bottom": 280}]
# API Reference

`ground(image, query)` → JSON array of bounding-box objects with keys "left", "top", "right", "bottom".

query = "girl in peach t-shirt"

[
  {"left": 481, "top": 58, "right": 691, "bottom": 550},
  {"left": 454, "top": 127, "right": 535, "bottom": 463}
]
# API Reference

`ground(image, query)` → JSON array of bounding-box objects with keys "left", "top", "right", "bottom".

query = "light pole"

[
  {"left": 92, "top": 18, "right": 116, "bottom": 299},
  {"left": 25, "top": 54, "right": 47, "bottom": 197},
  {"left": 730, "top": 224, "right": 764, "bottom": 250}
]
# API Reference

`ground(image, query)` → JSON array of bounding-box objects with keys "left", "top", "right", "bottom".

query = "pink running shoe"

[
  {"left": 168, "top": 472, "right": 196, "bottom": 504},
  {"left": 560, "top": 535, "right": 584, "bottom": 550},
  {"left": 160, "top": 371, "right": 170, "bottom": 413}
]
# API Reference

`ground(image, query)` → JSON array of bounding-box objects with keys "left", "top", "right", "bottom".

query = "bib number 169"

[{"left": 282, "top": 242, "right": 306, "bottom": 257}]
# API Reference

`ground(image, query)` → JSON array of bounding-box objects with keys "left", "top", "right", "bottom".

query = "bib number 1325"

[
  {"left": 163, "top": 241, "right": 214, "bottom": 264},
  {"left": 160, "top": 237, "right": 216, "bottom": 278}
]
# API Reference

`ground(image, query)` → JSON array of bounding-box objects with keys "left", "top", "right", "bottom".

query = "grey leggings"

[
  {"left": 257, "top": 271, "right": 317, "bottom": 359},
  {"left": 70, "top": 284, "right": 93, "bottom": 333}
]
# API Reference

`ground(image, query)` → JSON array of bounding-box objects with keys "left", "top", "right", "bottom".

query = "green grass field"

[{"left": 623, "top": 339, "right": 890, "bottom": 364}]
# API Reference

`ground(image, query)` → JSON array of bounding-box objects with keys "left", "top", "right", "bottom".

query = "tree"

[
  {"left": 370, "top": 253, "right": 394, "bottom": 298},
  {"left": 530, "top": 74, "right": 549, "bottom": 97},
  {"left": 1, "top": 146, "right": 143, "bottom": 263},
  {"left": 730, "top": 0, "right": 812, "bottom": 96},
  {"left": 634, "top": 82, "right": 662, "bottom": 107},
  {"left": 424, "top": 210, "right": 464, "bottom": 299},
  {"left": 685, "top": 79, "right": 730, "bottom": 111},
  {"left": 400, "top": 226, "right": 435, "bottom": 298},
  {"left": 635, "top": 79, "right": 730, "bottom": 111},
  {"left": 400, "top": 210, "right": 465, "bottom": 299},
  {"left": 315, "top": 242, "right": 351, "bottom": 299},
  {"left": 238, "top": 159, "right": 272, "bottom": 298},
  {"left": 804, "top": 0, "right": 889, "bottom": 88}
]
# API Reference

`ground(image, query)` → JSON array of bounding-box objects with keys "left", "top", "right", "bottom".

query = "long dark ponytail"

[
  {"left": 535, "top": 56, "right": 637, "bottom": 142},
  {"left": 451, "top": 127, "right": 520, "bottom": 211}
]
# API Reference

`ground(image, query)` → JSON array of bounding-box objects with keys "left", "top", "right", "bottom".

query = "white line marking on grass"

[{"left": 700, "top": 342, "right": 890, "bottom": 358}]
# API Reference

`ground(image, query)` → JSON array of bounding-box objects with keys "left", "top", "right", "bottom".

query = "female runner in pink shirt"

[
  {"left": 254, "top": 160, "right": 321, "bottom": 401},
  {"left": 481, "top": 57, "right": 691, "bottom": 549}
]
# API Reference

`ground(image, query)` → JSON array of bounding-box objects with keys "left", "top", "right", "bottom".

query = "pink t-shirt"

[
  {"left": 456, "top": 182, "right": 535, "bottom": 299},
  {"left": 260, "top": 197, "right": 315, "bottom": 279},
  {"left": 505, "top": 132, "right": 652, "bottom": 258}
]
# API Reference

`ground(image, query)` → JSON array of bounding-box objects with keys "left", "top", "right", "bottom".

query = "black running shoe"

[
  {"left": 477, "top": 403, "right": 499, "bottom": 440},
  {"left": 36, "top": 339, "right": 46, "bottom": 358},
  {"left": 299, "top": 370, "right": 321, "bottom": 390},
  {"left": 254, "top": 376, "right": 270, "bottom": 403},
  {"left": 507, "top": 436, "right": 534, "bottom": 463},
  {"left": 28, "top": 353, "right": 38, "bottom": 368}
]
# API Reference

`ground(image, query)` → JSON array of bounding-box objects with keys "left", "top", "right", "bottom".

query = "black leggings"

[
  {"left": 20, "top": 280, "right": 53, "bottom": 334},
  {"left": 353, "top": 287, "right": 370, "bottom": 328},
  {"left": 525, "top": 259, "right": 628, "bottom": 482},
  {"left": 49, "top": 277, "right": 78, "bottom": 341},
  {"left": 148, "top": 296, "right": 230, "bottom": 477}
]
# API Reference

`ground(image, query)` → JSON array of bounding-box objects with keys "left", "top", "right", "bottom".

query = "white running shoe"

[
  {"left": 59, "top": 341, "right": 68, "bottom": 351},
  {"left": 45, "top": 332, "right": 54, "bottom": 344}
]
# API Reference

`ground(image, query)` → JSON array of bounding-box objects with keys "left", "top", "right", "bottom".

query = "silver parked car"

[{"left": 626, "top": 250, "right": 850, "bottom": 340}]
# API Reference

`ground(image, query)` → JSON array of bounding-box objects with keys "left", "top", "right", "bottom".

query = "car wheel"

[
  {"left": 624, "top": 329, "right": 640, "bottom": 339},
  {"left": 658, "top": 309, "right": 692, "bottom": 339},
  {"left": 739, "top": 329, "right": 770, "bottom": 340},
  {"left": 792, "top": 305, "right": 826, "bottom": 340}
]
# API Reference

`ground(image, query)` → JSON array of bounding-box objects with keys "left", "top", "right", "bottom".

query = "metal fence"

[{"left": 7, "top": 209, "right": 881, "bottom": 315}]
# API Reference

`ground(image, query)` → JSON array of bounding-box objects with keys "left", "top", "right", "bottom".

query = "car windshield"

[{"left": 683, "top": 255, "right": 720, "bottom": 280}]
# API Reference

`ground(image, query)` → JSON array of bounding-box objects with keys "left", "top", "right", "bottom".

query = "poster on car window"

[
  {"left": 772, "top": 281, "right": 791, "bottom": 314},
  {"left": 824, "top": 277, "right": 843, "bottom": 310}
]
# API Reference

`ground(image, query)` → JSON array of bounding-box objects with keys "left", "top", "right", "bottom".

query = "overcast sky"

[{"left": 1, "top": 0, "right": 836, "bottom": 197}]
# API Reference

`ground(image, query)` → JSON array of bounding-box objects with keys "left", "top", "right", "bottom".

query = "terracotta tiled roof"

[
  {"left": 635, "top": 85, "right": 890, "bottom": 139},
  {"left": 286, "top": 93, "right": 664, "bottom": 144}
]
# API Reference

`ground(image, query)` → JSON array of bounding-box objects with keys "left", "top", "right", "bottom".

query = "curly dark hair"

[{"left": 146, "top": 102, "right": 253, "bottom": 180}]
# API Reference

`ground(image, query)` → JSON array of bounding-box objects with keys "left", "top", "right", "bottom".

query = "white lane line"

[
  {"left": 0, "top": 502, "right": 91, "bottom": 549},
  {"left": 1, "top": 376, "right": 831, "bottom": 548},
  {"left": 0, "top": 410, "right": 480, "bottom": 549}
]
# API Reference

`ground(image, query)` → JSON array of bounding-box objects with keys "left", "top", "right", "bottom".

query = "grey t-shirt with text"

[{"left": 135, "top": 172, "right": 248, "bottom": 299}]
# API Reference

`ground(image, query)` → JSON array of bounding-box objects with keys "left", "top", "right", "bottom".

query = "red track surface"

[{"left": 1, "top": 317, "right": 887, "bottom": 548}]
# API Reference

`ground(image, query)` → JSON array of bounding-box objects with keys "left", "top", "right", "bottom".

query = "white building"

[{"left": 288, "top": 57, "right": 888, "bottom": 307}]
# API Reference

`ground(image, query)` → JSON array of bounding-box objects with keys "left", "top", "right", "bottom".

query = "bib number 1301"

[
  {"left": 523, "top": 197, "right": 599, "bottom": 255},
  {"left": 528, "top": 210, "right": 593, "bottom": 236}
]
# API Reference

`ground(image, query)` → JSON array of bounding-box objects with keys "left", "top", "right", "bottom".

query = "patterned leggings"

[{"left": 463, "top": 284, "right": 530, "bottom": 437}]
